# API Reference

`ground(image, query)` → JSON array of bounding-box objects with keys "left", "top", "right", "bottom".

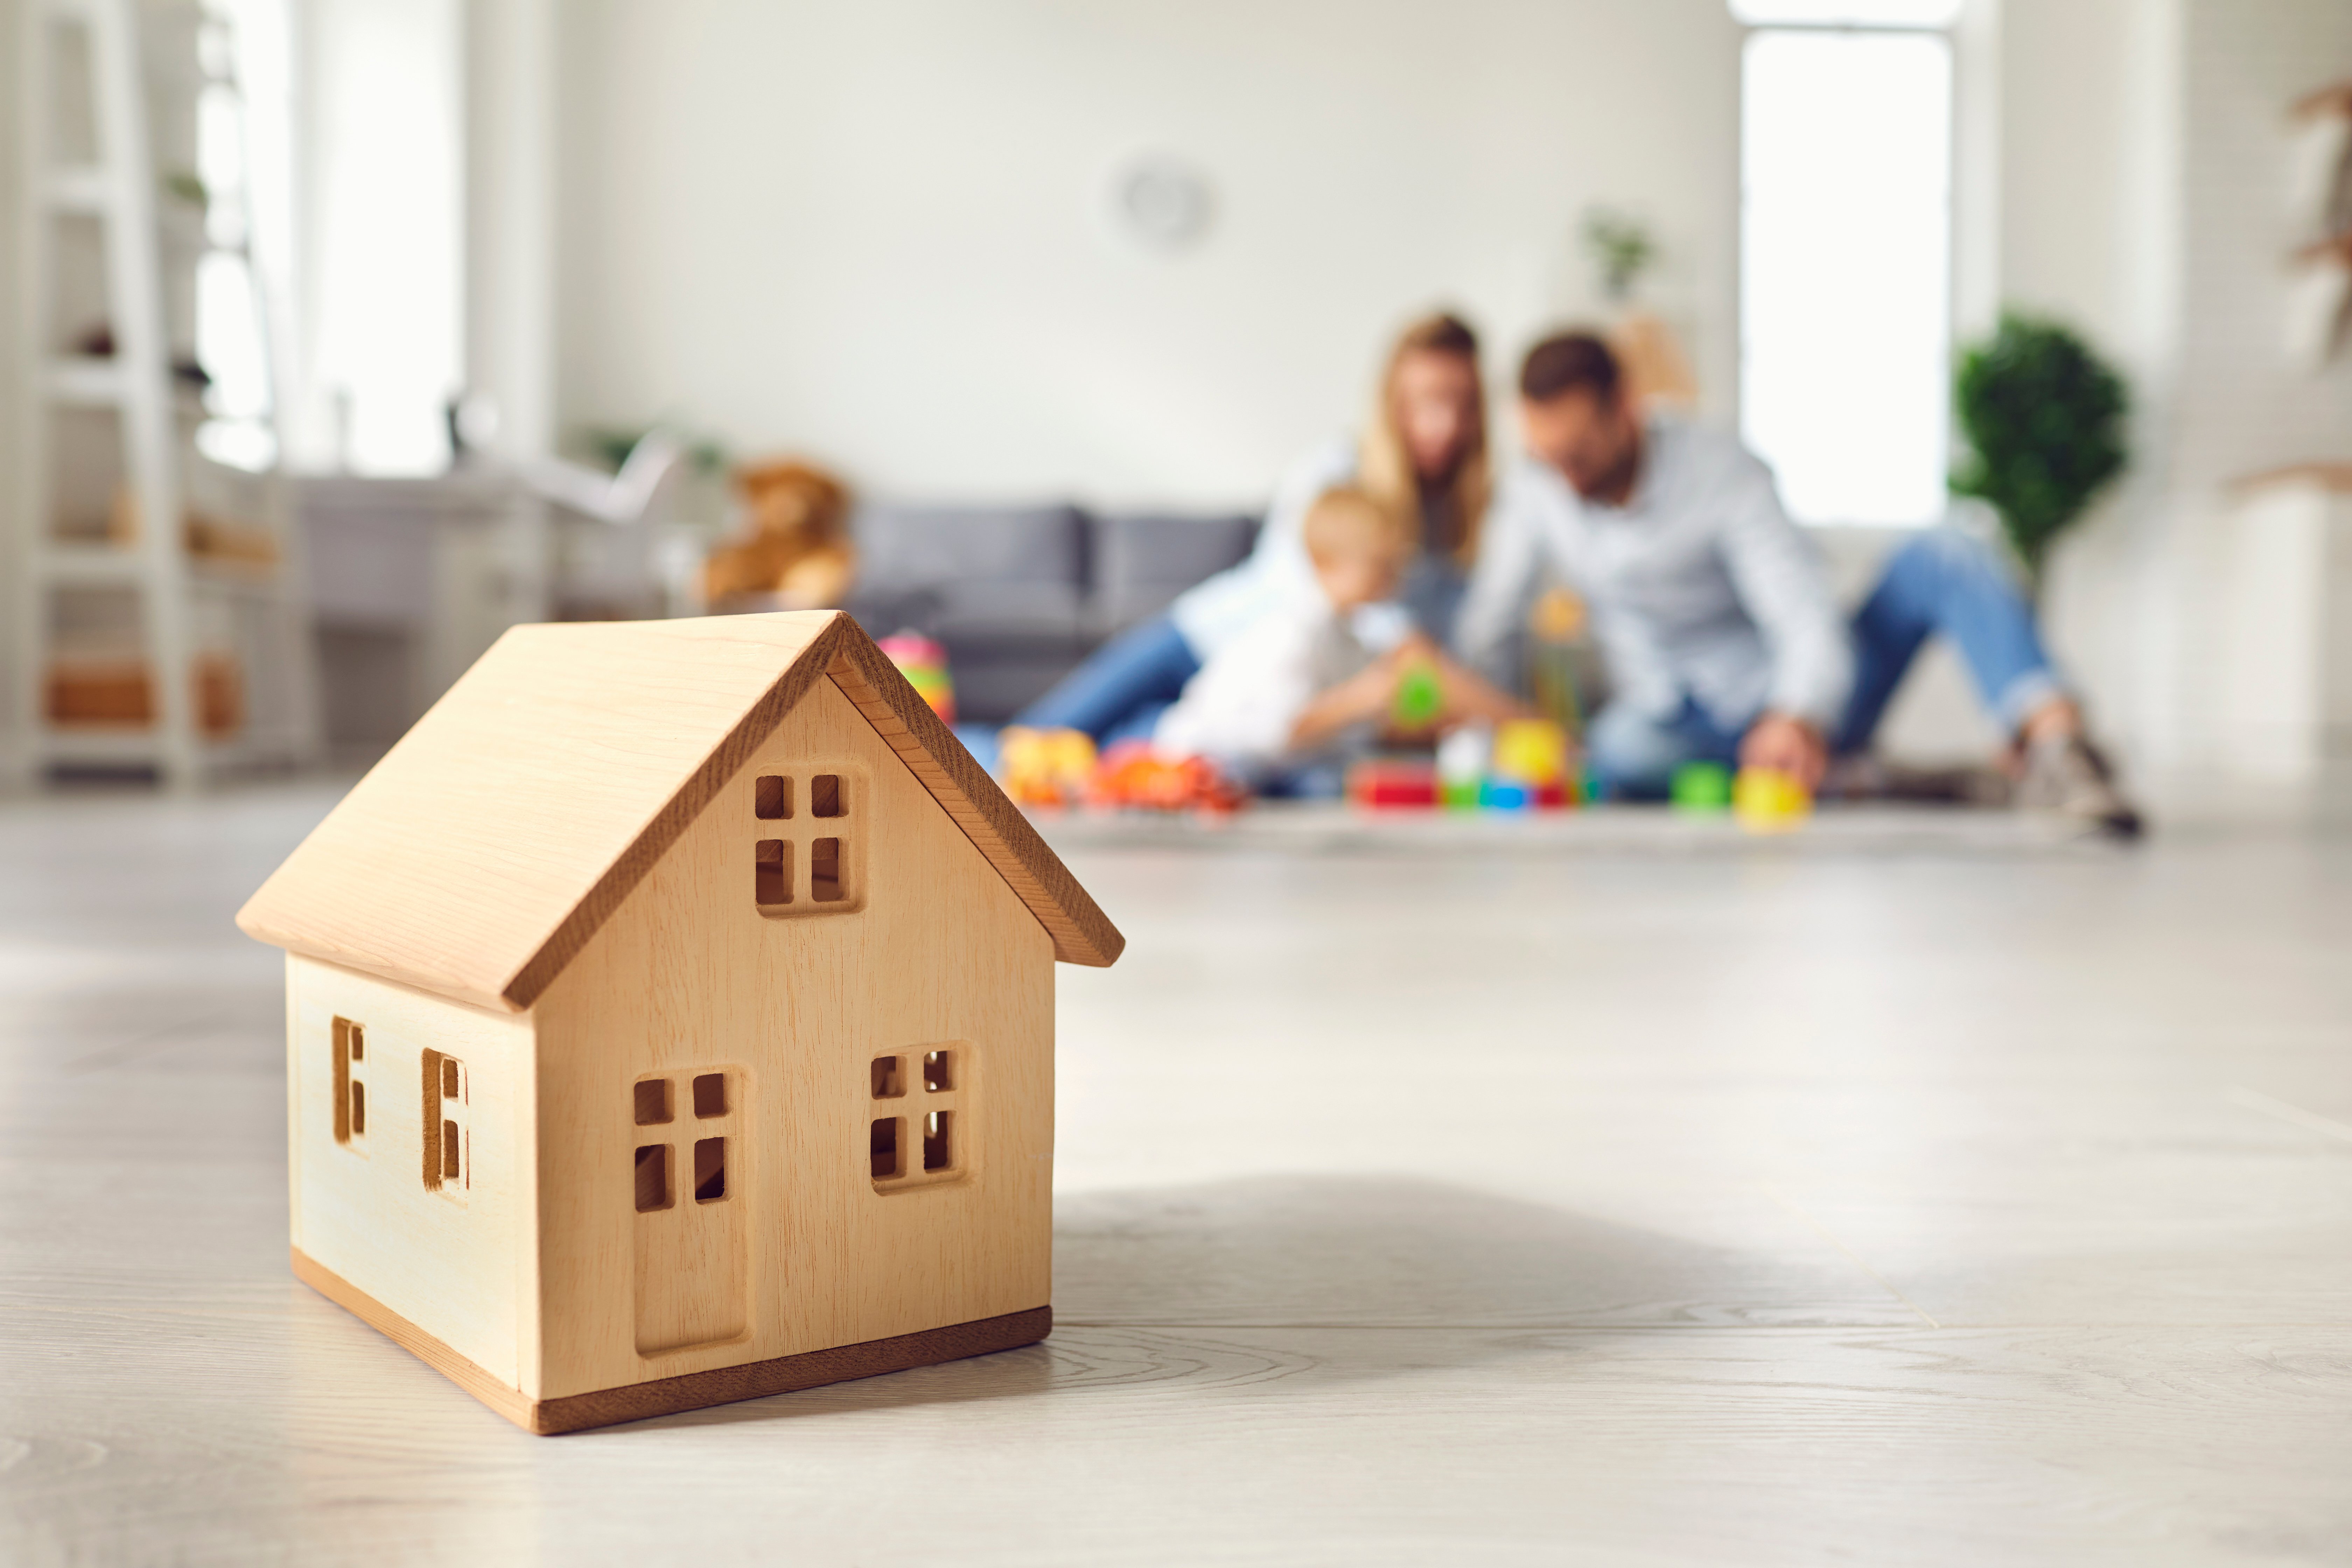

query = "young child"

[{"left": 1153, "top": 486, "right": 1527, "bottom": 792}]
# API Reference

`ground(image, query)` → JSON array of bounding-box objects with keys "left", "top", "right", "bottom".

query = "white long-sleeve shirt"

[
  {"left": 1172, "top": 433, "right": 1474, "bottom": 656},
  {"left": 1154, "top": 598, "right": 1412, "bottom": 769},
  {"left": 1169, "top": 436, "right": 1357, "bottom": 657},
  {"left": 1455, "top": 417, "right": 1853, "bottom": 731}
]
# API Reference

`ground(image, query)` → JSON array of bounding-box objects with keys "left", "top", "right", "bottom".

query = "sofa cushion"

[
  {"left": 850, "top": 502, "right": 1090, "bottom": 642},
  {"left": 1089, "top": 512, "right": 1261, "bottom": 633}
]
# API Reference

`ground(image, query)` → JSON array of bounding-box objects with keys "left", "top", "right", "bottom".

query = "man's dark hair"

[{"left": 1519, "top": 331, "right": 1623, "bottom": 405}]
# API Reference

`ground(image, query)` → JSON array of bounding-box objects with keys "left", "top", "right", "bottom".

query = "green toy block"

[
  {"left": 1670, "top": 760, "right": 1733, "bottom": 812},
  {"left": 1393, "top": 663, "right": 1442, "bottom": 728}
]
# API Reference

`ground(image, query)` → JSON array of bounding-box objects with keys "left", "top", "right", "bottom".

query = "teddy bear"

[{"left": 700, "top": 459, "right": 856, "bottom": 608}]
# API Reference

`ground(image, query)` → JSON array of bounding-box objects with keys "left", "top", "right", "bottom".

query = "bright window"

[
  {"left": 1730, "top": 0, "right": 1959, "bottom": 24},
  {"left": 192, "top": 0, "right": 295, "bottom": 473},
  {"left": 1738, "top": 14, "right": 1954, "bottom": 526}
]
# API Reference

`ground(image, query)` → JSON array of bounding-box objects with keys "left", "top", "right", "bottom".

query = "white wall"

[
  {"left": 465, "top": 0, "right": 555, "bottom": 463},
  {"left": 551, "top": 0, "right": 1743, "bottom": 507},
  {"left": 2163, "top": 0, "right": 2352, "bottom": 766},
  {"left": 0, "top": 2, "right": 22, "bottom": 763},
  {"left": 1995, "top": 0, "right": 2174, "bottom": 758},
  {"left": 5, "top": 0, "right": 2339, "bottom": 780},
  {"left": 0, "top": 3, "right": 21, "bottom": 752},
  {"left": 2008, "top": 0, "right": 2352, "bottom": 771}
]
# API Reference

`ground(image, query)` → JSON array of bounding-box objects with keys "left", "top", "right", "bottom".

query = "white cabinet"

[{"left": 297, "top": 474, "right": 550, "bottom": 748}]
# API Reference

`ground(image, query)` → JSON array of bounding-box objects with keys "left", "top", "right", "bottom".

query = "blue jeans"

[
  {"left": 1013, "top": 613, "right": 1202, "bottom": 746},
  {"left": 1588, "top": 530, "right": 2065, "bottom": 799}
]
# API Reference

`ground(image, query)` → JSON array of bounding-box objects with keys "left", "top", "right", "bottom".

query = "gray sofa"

[{"left": 842, "top": 503, "right": 1261, "bottom": 722}]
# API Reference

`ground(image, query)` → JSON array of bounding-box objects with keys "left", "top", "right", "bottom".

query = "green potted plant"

[
  {"left": 1949, "top": 313, "right": 2129, "bottom": 587},
  {"left": 1581, "top": 208, "right": 1657, "bottom": 303}
]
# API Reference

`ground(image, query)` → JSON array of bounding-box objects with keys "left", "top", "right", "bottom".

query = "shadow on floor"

[
  {"left": 1052, "top": 1173, "right": 1880, "bottom": 1329},
  {"left": 634, "top": 1173, "right": 1893, "bottom": 1433}
]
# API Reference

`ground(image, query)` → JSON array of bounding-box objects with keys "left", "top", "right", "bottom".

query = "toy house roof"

[{"left": 236, "top": 611, "right": 1122, "bottom": 1013}]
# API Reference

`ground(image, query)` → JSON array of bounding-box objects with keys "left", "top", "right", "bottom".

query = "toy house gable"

[{"left": 236, "top": 610, "right": 1121, "bottom": 1012}]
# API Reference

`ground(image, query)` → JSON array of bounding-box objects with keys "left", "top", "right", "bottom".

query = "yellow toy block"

[
  {"left": 998, "top": 725, "right": 1098, "bottom": 807},
  {"left": 1732, "top": 766, "right": 1811, "bottom": 833},
  {"left": 1491, "top": 719, "right": 1570, "bottom": 787}
]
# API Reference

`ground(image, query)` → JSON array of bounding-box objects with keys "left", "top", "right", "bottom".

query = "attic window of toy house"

[
  {"left": 755, "top": 840, "right": 791, "bottom": 907},
  {"left": 811, "top": 838, "right": 844, "bottom": 902},
  {"left": 752, "top": 770, "right": 858, "bottom": 916}
]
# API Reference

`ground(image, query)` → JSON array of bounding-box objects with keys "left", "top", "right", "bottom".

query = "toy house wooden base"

[{"left": 238, "top": 612, "right": 1122, "bottom": 1432}]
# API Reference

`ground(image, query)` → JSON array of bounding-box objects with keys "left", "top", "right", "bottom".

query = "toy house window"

[
  {"left": 694, "top": 1137, "right": 728, "bottom": 1202},
  {"left": 634, "top": 1143, "right": 672, "bottom": 1211},
  {"left": 423, "top": 1048, "right": 468, "bottom": 1194},
  {"left": 754, "top": 774, "right": 792, "bottom": 820},
  {"left": 811, "top": 838, "right": 844, "bottom": 902},
  {"left": 871, "top": 1044, "right": 965, "bottom": 1191},
  {"left": 423, "top": 1050, "right": 468, "bottom": 1199},
  {"left": 755, "top": 840, "right": 791, "bottom": 907},
  {"left": 693, "top": 1072, "right": 728, "bottom": 1118},
  {"left": 331, "top": 1016, "right": 368, "bottom": 1148},
  {"left": 869, "top": 1116, "right": 902, "bottom": 1180},
  {"left": 751, "top": 768, "right": 860, "bottom": 916},
  {"left": 633, "top": 1070, "right": 739, "bottom": 1212}
]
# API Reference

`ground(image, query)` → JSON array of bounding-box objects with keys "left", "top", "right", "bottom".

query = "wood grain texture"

[
  {"left": 285, "top": 957, "right": 537, "bottom": 1385},
  {"left": 292, "top": 1247, "right": 1046, "bottom": 1434},
  {"left": 528, "top": 678, "right": 1057, "bottom": 1399},
  {"left": 531, "top": 1307, "right": 1051, "bottom": 1434},
  {"left": 290, "top": 1246, "right": 535, "bottom": 1429},
  {"left": 233, "top": 612, "right": 1121, "bottom": 1017},
  {"left": 822, "top": 636, "right": 1124, "bottom": 969},
  {"left": 630, "top": 1064, "right": 749, "bottom": 1354}
]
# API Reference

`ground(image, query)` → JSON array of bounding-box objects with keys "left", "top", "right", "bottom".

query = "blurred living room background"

[{"left": 4, "top": 0, "right": 2351, "bottom": 794}]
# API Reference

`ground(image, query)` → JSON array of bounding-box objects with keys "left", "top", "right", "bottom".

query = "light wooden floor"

[{"left": 4, "top": 782, "right": 2350, "bottom": 1566}]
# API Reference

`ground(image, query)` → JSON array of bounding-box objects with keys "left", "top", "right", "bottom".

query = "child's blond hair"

[{"left": 1302, "top": 485, "right": 1414, "bottom": 570}]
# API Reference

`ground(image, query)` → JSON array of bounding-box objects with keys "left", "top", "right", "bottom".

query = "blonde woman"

[{"left": 1018, "top": 311, "right": 1493, "bottom": 743}]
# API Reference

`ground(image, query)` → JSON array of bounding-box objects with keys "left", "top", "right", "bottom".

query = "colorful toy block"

[
  {"left": 875, "top": 631, "right": 955, "bottom": 724},
  {"left": 997, "top": 726, "right": 1097, "bottom": 808},
  {"left": 1492, "top": 719, "right": 1571, "bottom": 788},
  {"left": 1670, "top": 761, "right": 1734, "bottom": 812},
  {"left": 1347, "top": 759, "right": 1440, "bottom": 810},
  {"left": 1733, "top": 765, "right": 1812, "bottom": 833}
]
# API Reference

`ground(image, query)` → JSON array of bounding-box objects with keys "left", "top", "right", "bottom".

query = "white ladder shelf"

[{"left": 10, "top": 0, "right": 318, "bottom": 788}]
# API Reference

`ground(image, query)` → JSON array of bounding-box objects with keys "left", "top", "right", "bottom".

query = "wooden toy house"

[{"left": 236, "top": 612, "right": 1123, "bottom": 1433}]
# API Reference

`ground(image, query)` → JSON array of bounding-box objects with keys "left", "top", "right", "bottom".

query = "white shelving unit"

[{"left": 10, "top": 0, "right": 317, "bottom": 788}]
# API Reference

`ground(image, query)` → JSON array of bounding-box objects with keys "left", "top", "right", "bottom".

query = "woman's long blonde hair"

[{"left": 1354, "top": 311, "right": 1491, "bottom": 567}]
